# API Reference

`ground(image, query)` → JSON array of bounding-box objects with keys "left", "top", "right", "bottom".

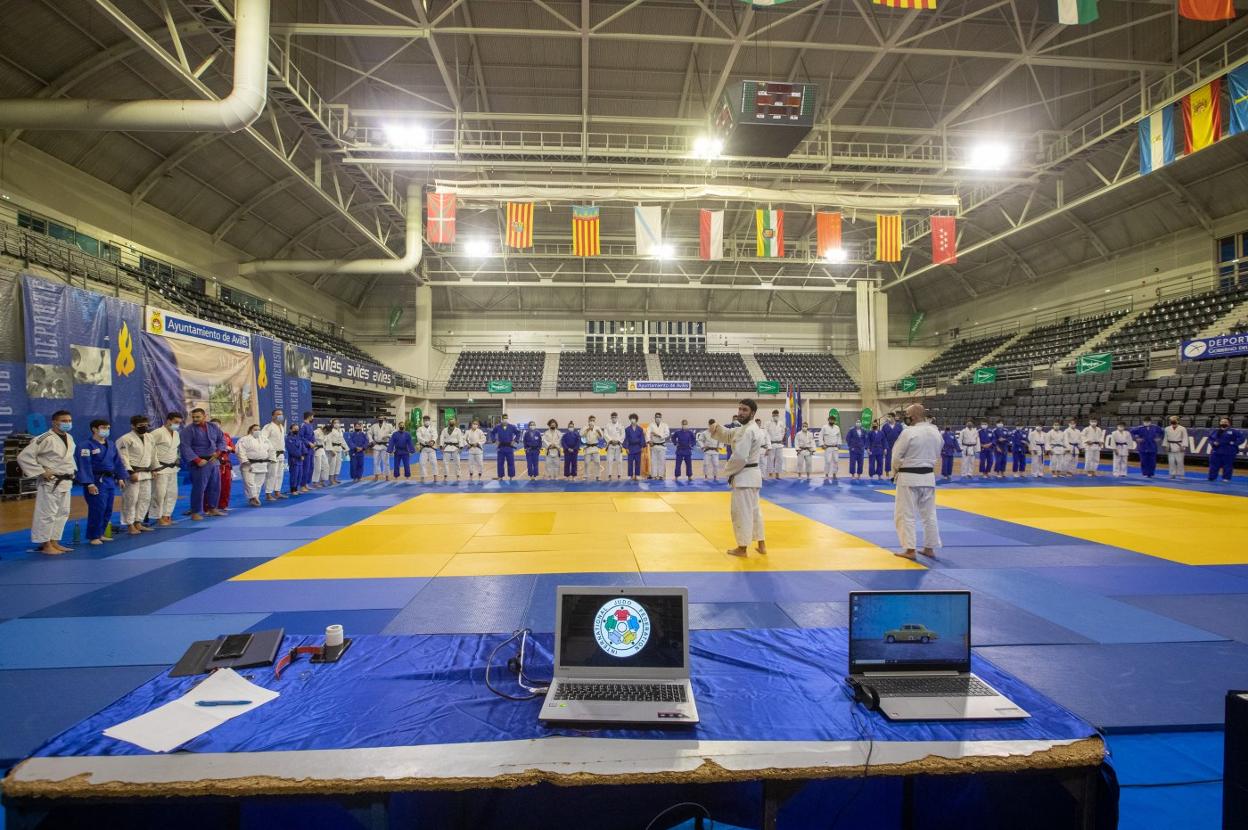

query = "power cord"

[
  {"left": 643, "top": 801, "right": 711, "bottom": 830},
  {"left": 826, "top": 678, "right": 875, "bottom": 829},
  {"left": 484, "top": 629, "right": 550, "bottom": 701}
]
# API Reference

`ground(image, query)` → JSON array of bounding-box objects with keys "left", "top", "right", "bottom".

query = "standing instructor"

[
  {"left": 892, "top": 403, "right": 942, "bottom": 562},
  {"left": 706, "top": 399, "right": 767, "bottom": 558}
]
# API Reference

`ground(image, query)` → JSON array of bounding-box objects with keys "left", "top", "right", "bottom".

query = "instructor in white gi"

[
  {"left": 765, "top": 410, "right": 786, "bottom": 479},
  {"left": 706, "top": 399, "right": 767, "bottom": 558},
  {"left": 892, "top": 403, "right": 942, "bottom": 561},
  {"left": 17, "top": 410, "right": 78, "bottom": 554}
]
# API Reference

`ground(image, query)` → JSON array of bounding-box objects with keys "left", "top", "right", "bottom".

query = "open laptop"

[
  {"left": 846, "top": 590, "right": 1029, "bottom": 721},
  {"left": 540, "top": 586, "right": 699, "bottom": 726}
]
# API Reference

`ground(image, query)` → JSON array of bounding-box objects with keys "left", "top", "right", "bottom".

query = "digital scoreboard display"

[
  {"left": 713, "top": 80, "right": 817, "bottom": 158},
  {"left": 744, "top": 81, "right": 811, "bottom": 121}
]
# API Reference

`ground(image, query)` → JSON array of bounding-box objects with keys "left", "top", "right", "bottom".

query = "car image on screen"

[{"left": 884, "top": 624, "right": 939, "bottom": 644}]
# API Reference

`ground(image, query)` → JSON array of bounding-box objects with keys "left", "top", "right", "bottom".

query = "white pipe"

[
  {"left": 0, "top": 0, "right": 269, "bottom": 132},
  {"left": 239, "top": 185, "right": 423, "bottom": 277}
]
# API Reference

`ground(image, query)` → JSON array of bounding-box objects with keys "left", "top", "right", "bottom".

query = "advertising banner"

[
  {"left": 145, "top": 305, "right": 250, "bottom": 351},
  {"left": 307, "top": 348, "right": 394, "bottom": 387},
  {"left": 628, "top": 379, "right": 691, "bottom": 392},
  {"left": 251, "top": 335, "right": 311, "bottom": 426},
  {"left": 1181, "top": 333, "right": 1248, "bottom": 361}
]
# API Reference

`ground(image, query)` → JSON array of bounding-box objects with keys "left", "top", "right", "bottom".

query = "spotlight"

[
  {"left": 823, "top": 248, "right": 848, "bottom": 264},
  {"left": 657, "top": 244, "right": 676, "bottom": 260},
  {"left": 692, "top": 135, "right": 723, "bottom": 160},
  {"left": 383, "top": 123, "right": 428, "bottom": 150},
  {"left": 464, "top": 238, "right": 491, "bottom": 258},
  {"left": 967, "top": 141, "right": 1010, "bottom": 170}
]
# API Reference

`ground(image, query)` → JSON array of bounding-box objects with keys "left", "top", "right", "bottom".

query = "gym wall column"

[
  {"left": 413, "top": 281, "right": 434, "bottom": 418},
  {"left": 856, "top": 281, "right": 880, "bottom": 416}
]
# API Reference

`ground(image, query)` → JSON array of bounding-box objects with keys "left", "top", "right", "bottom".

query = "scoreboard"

[{"left": 712, "top": 80, "right": 818, "bottom": 158}]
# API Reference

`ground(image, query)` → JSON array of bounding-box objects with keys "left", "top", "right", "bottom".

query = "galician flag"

[
  {"left": 634, "top": 205, "right": 662, "bottom": 257},
  {"left": 755, "top": 209, "right": 784, "bottom": 257}
]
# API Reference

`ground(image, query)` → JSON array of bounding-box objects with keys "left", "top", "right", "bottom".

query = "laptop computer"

[
  {"left": 846, "top": 590, "right": 1029, "bottom": 721},
  {"left": 540, "top": 586, "right": 699, "bottom": 726}
]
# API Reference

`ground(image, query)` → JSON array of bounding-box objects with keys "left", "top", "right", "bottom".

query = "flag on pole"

[
  {"left": 1179, "top": 0, "right": 1235, "bottom": 21},
  {"left": 505, "top": 202, "right": 534, "bottom": 249},
  {"left": 816, "top": 211, "right": 842, "bottom": 258},
  {"left": 1055, "top": 0, "right": 1098, "bottom": 24},
  {"left": 872, "top": 0, "right": 937, "bottom": 8},
  {"left": 784, "top": 384, "right": 795, "bottom": 447},
  {"left": 1230, "top": 64, "right": 1248, "bottom": 137},
  {"left": 634, "top": 205, "right": 662, "bottom": 257},
  {"left": 1182, "top": 79, "right": 1222, "bottom": 155},
  {"left": 426, "top": 193, "right": 456, "bottom": 245},
  {"left": 572, "top": 206, "right": 601, "bottom": 256},
  {"left": 931, "top": 215, "right": 957, "bottom": 265},
  {"left": 755, "top": 209, "right": 784, "bottom": 257},
  {"left": 699, "top": 209, "right": 724, "bottom": 260},
  {"left": 876, "top": 214, "right": 902, "bottom": 262},
  {"left": 1138, "top": 105, "right": 1176, "bottom": 174}
]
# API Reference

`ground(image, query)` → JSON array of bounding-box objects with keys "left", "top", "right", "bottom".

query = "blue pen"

[{"left": 195, "top": 700, "right": 253, "bottom": 707}]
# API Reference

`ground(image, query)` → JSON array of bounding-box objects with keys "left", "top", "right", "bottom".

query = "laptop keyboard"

[
  {"left": 868, "top": 676, "right": 997, "bottom": 698},
  {"left": 553, "top": 682, "right": 688, "bottom": 703}
]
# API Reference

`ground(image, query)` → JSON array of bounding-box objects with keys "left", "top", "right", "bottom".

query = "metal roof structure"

[{"left": 2, "top": 0, "right": 1247, "bottom": 319}]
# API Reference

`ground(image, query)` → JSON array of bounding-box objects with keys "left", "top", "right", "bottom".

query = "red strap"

[{"left": 274, "top": 645, "right": 323, "bottom": 679}]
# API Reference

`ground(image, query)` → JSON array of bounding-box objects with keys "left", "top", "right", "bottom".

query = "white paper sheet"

[{"left": 103, "top": 669, "right": 279, "bottom": 753}]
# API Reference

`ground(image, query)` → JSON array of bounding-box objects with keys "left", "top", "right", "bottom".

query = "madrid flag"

[
  {"left": 699, "top": 209, "right": 724, "bottom": 260},
  {"left": 931, "top": 216, "right": 957, "bottom": 265}
]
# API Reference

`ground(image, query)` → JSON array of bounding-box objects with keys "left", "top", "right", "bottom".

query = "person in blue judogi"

[
  {"left": 298, "top": 411, "right": 317, "bottom": 494},
  {"left": 561, "top": 420, "right": 582, "bottom": 478},
  {"left": 347, "top": 424, "right": 370, "bottom": 481},
  {"left": 881, "top": 413, "right": 903, "bottom": 474},
  {"left": 1010, "top": 425, "right": 1030, "bottom": 477},
  {"left": 179, "top": 408, "right": 227, "bottom": 520},
  {"left": 977, "top": 421, "right": 994, "bottom": 476},
  {"left": 867, "top": 421, "right": 886, "bottom": 480},
  {"left": 992, "top": 420, "right": 1010, "bottom": 478},
  {"left": 1208, "top": 417, "right": 1244, "bottom": 482},
  {"left": 672, "top": 420, "right": 696, "bottom": 482},
  {"left": 523, "top": 421, "right": 543, "bottom": 480},
  {"left": 940, "top": 425, "right": 959, "bottom": 480},
  {"left": 1131, "top": 416, "right": 1164, "bottom": 478},
  {"left": 75, "top": 418, "right": 128, "bottom": 545},
  {"left": 388, "top": 425, "right": 415, "bottom": 479},
  {"left": 492, "top": 414, "right": 520, "bottom": 481},
  {"left": 624, "top": 414, "right": 646, "bottom": 481},
  {"left": 285, "top": 425, "right": 306, "bottom": 495},
  {"left": 846, "top": 421, "right": 867, "bottom": 480}
]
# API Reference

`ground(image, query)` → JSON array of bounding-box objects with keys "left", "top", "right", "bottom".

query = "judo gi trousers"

[
  {"left": 730, "top": 486, "right": 765, "bottom": 547},
  {"left": 894, "top": 483, "right": 941, "bottom": 551}
]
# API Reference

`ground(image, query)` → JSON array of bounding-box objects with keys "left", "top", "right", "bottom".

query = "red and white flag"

[
  {"left": 700, "top": 209, "right": 724, "bottom": 260},
  {"left": 931, "top": 215, "right": 957, "bottom": 265},
  {"left": 426, "top": 192, "right": 456, "bottom": 245}
]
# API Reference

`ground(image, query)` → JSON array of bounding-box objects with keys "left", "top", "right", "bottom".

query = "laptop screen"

[
  {"left": 558, "top": 592, "right": 686, "bottom": 670},
  {"left": 848, "top": 591, "right": 971, "bottom": 674}
]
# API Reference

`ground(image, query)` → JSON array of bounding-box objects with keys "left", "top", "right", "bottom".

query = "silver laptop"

[
  {"left": 847, "top": 590, "right": 1029, "bottom": 721},
  {"left": 540, "top": 586, "right": 699, "bottom": 726}
]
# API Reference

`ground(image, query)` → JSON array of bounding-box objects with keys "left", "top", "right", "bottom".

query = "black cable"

[
  {"left": 483, "top": 629, "right": 550, "bottom": 701},
  {"left": 825, "top": 679, "right": 875, "bottom": 830},
  {"left": 643, "top": 800, "right": 711, "bottom": 830}
]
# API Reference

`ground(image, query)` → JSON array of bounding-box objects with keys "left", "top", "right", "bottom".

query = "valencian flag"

[
  {"left": 426, "top": 192, "right": 456, "bottom": 245},
  {"left": 1138, "top": 104, "right": 1176, "bottom": 174},
  {"left": 572, "top": 205, "right": 601, "bottom": 256},
  {"left": 1230, "top": 64, "right": 1248, "bottom": 137},
  {"left": 873, "top": 0, "right": 936, "bottom": 8},
  {"left": 931, "top": 215, "right": 957, "bottom": 265},
  {"left": 1182, "top": 79, "right": 1222, "bottom": 155},
  {"left": 505, "top": 202, "right": 534, "bottom": 249},
  {"left": 1179, "top": 0, "right": 1235, "bottom": 21},
  {"left": 700, "top": 209, "right": 724, "bottom": 260},
  {"left": 816, "top": 211, "right": 842, "bottom": 258},
  {"left": 876, "top": 214, "right": 902, "bottom": 262},
  {"left": 755, "top": 209, "right": 784, "bottom": 257}
]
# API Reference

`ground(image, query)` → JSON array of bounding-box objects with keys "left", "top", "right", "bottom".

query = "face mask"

[
  {"left": 423, "top": 421, "right": 431, "bottom": 428},
  {"left": 611, "top": 416, "right": 617, "bottom": 421},
  {"left": 59, "top": 421, "right": 73, "bottom": 432},
  {"left": 135, "top": 425, "right": 149, "bottom": 435},
  {"left": 1090, "top": 422, "right": 1098, "bottom": 427},
  {"left": 275, "top": 416, "right": 284, "bottom": 423},
  {"left": 630, "top": 419, "right": 638, "bottom": 424},
  {"left": 170, "top": 423, "right": 181, "bottom": 432},
  {"left": 588, "top": 421, "right": 596, "bottom": 427},
  {"left": 250, "top": 430, "right": 260, "bottom": 438},
  {"left": 97, "top": 428, "right": 110, "bottom": 439}
]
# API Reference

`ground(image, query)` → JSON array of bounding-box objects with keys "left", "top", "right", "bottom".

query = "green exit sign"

[
  {"left": 487, "top": 379, "right": 513, "bottom": 394},
  {"left": 592, "top": 379, "right": 618, "bottom": 394},
  {"left": 899, "top": 377, "right": 917, "bottom": 393},
  {"left": 756, "top": 380, "right": 781, "bottom": 395}
]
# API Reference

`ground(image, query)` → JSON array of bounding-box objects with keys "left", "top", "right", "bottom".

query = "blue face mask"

[
  {"left": 59, "top": 421, "right": 73, "bottom": 433},
  {"left": 170, "top": 423, "right": 181, "bottom": 432},
  {"left": 97, "top": 428, "right": 109, "bottom": 439}
]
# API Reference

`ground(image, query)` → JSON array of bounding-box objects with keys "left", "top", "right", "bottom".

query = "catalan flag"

[
  {"left": 876, "top": 214, "right": 902, "bottom": 262},
  {"left": 1182, "top": 79, "right": 1222, "bottom": 155},
  {"left": 873, "top": 0, "right": 937, "bottom": 8},
  {"left": 572, "top": 205, "right": 600, "bottom": 257},
  {"left": 755, "top": 209, "right": 784, "bottom": 257},
  {"left": 505, "top": 202, "right": 533, "bottom": 249}
]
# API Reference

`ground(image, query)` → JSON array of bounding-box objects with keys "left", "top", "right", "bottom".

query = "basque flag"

[
  {"left": 1138, "top": 105, "right": 1175, "bottom": 175},
  {"left": 426, "top": 192, "right": 456, "bottom": 245}
]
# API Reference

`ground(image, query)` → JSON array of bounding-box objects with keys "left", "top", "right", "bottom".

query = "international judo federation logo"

[
  {"left": 1183, "top": 340, "right": 1208, "bottom": 359},
  {"left": 593, "top": 599, "right": 651, "bottom": 658},
  {"left": 114, "top": 322, "right": 135, "bottom": 377}
]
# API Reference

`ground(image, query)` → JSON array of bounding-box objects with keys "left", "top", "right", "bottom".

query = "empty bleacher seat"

[
  {"left": 754, "top": 352, "right": 858, "bottom": 392},
  {"left": 902, "top": 333, "right": 1014, "bottom": 389},
  {"left": 657, "top": 353, "right": 752, "bottom": 392},
  {"left": 447, "top": 351, "right": 546, "bottom": 392},
  {"left": 557, "top": 352, "right": 649, "bottom": 392}
]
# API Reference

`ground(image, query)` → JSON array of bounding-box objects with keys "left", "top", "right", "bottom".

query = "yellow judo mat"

[
  {"left": 234, "top": 492, "right": 920, "bottom": 580},
  {"left": 929, "top": 486, "right": 1248, "bottom": 566}
]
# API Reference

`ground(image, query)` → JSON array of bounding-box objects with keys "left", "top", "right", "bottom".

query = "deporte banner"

[
  {"left": 628, "top": 379, "right": 691, "bottom": 392},
  {"left": 252, "top": 335, "right": 311, "bottom": 425},
  {"left": 1181, "top": 332, "right": 1248, "bottom": 361}
]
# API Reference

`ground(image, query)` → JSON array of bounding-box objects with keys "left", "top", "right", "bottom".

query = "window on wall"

[
  {"left": 220, "top": 286, "right": 266, "bottom": 313},
  {"left": 586, "top": 320, "right": 705, "bottom": 354},
  {"left": 139, "top": 255, "right": 207, "bottom": 294},
  {"left": 1216, "top": 232, "right": 1248, "bottom": 289},
  {"left": 17, "top": 211, "right": 119, "bottom": 262}
]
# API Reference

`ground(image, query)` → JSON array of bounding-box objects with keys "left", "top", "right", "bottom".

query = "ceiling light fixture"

[
  {"left": 383, "top": 123, "right": 428, "bottom": 150},
  {"left": 967, "top": 140, "right": 1010, "bottom": 170}
]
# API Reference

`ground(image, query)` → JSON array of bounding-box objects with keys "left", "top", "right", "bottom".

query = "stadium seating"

[
  {"left": 924, "top": 379, "right": 1030, "bottom": 426},
  {"left": 1097, "top": 284, "right": 1248, "bottom": 367},
  {"left": 658, "top": 352, "right": 753, "bottom": 391},
  {"left": 1003, "top": 369, "right": 1141, "bottom": 426},
  {"left": 557, "top": 351, "right": 649, "bottom": 392},
  {"left": 989, "top": 311, "right": 1127, "bottom": 378},
  {"left": 447, "top": 351, "right": 545, "bottom": 392},
  {"left": 904, "top": 333, "right": 1015, "bottom": 388},
  {"left": 754, "top": 352, "right": 858, "bottom": 392},
  {"left": 1118, "top": 356, "right": 1248, "bottom": 429}
]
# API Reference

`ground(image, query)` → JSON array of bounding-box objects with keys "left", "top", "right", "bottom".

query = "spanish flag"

[
  {"left": 505, "top": 202, "right": 533, "bottom": 249},
  {"left": 572, "top": 205, "right": 600, "bottom": 257},
  {"left": 873, "top": 0, "right": 936, "bottom": 8},
  {"left": 876, "top": 215, "right": 902, "bottom": 262},
  {"left": 1182, "top": 79, "right": 1222, "bottom": 156}
]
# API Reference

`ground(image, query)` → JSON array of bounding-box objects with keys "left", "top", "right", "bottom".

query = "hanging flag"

[
  {"left": 1230, "top": 64, "right": 1248, "bottom": 137},
  {"left": 876, "top": 214, "right": 902, "bottom": 262},
  {"left": 1055, "top": 0, "right": 1098, "bottom": 24},
  {"left": 755, "top": 209, "right": 784, "bottom": 257},
  {"left": 1138, "top": 104, "right": 1176, "bottom": 174},
  {"left": 872, "top": 0, "right": 937, "bottom": 8},
  {"left": 634, "top": 205, "right": 662, "bottom": 257},
  {"left": 816, "top": 211, "right": 842, "bottom": 258},
  {"left": 1179, "top": 0, "right": 1235, "bottom": 21},
  {"left": 794, "top": 385, "right": 803, "bottom": 446},
  {"left": 699, "top": 209, "right": 724, "bottom": 261},
  {"left": 572, "top": 205, "right": 600, "bottom": 257},
  {"left": 1182, "top": 79, "right": 1222, "bottom": 155},
  {"left": 931, "top": 216, "right": 957, "bottom": 265},
  {"left": 505, "top": 202, "right": 534, "bottom": 249},
  {"left": 784, "top": 384, "right": 795, "bottom": 447},
  {"left": 426, "top": 193, "right": 456, "bottom": 245}
]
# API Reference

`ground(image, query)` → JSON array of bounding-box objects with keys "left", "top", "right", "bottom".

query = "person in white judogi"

[
  {"left": 1063, "top": 419, "right": 1083, "bottom": 476},
  {"left": 18, "top": 411, "right": 78, "bottom": 554},
  {"left": 697, "top": 427, "right": 721, "bottom": 481},
  {"left": 465, "top": 420, "right": 487, "bottom": 480},
  {"left": 416, "top": 415, "right": 439, "bottom": 482},
  {"left": 819, "top": 416, "right": 842, "bottom": 481},
  {"left": 1048, "top": 421, "right": 1069, "bottom": 477},
  {"left": 603, "top": 412, "right": 625, "bottom": 480},
  {"left": 368, "top": 416, "right": 394, "bottom": 481},
  {"left": 1028, "top": 424, "right": 1047, "bottom": 478},
  {"left": 148, "top": 412, "right": 183, "bottom": 524},
  {"left": 260, "top": 410, "right": 287, "bottom": 501},
  {"left": 1164, "top": 416, "right": 1189, "bottom": 480},
  {"left": 328, "top": 421, "right": 349, "bottom": 484},
  {"left": 647, "top": 413, "right": 670, "bottom": 480},
  {"left": 958, "top": 420, "right": 979, "bottom": 479},
  {"left": 311, "top": 424, "right": 331, "bottom": 486},
  {"left": 542, "top": 419, "right": 562, "bottom": 479},
  {"left": 892, "top": 403, "right": 942, "bottom": 561},
  {"left": 1111, "top": 422, "right": 1133, "bottom": 477},
  {"left": 756, "top": 419, "right": 771, "bottom": 477},
  {"left": 794, "top": 422, "right": 816, "bottom": 479},
  {"left": 236, "top": 424, "right": 271, "bottom": 507},
  {"left": 705, "top": 399, "right": 767, "bottom": 557},
  {"left": 440, "top": 419, "right": 464, "bottom": 481},
  {"left": 1081, "top": 419, "right": 1105, "bottom": 476},
  {"left": 582, "top": 417, "right": 604, "bottom": 481},
  {"left": 765, "top": 410, "right": 786, "bottom": 479},
  {"left": 116, "top": 415, "right": 156, "bottom": 535}
]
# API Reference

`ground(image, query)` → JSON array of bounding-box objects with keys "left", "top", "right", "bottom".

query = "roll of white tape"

[{"left": 325, "top": 624, "right": 344, "bottom": 647}]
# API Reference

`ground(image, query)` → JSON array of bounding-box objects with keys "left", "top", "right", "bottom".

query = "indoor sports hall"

[{"left": 0, "top": 2, "right": 1247, "bottom": 829}]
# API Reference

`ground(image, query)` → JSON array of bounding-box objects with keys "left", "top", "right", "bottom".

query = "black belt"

[
  {"left": 95, "top": 472, "right": 115, "bottom": 480},
  {"left": 608, "top": 441, "right": 621, "bottom": 446},
  {"left": 898, "top": 466, "right": 933, "bottom": 474},
  {"left": 469, "top": 445, "right": 483, "bottom": 449},
  {"left": 743, "top": 463, "right": 759, "bottom": 468},
  {"left": 649, "top": 442, "right": 666, "bottom": 446},
  {"left": 498, "top": 442, "right": 513, "bottom": 448},
  {"left": 53, "top": 473, "right": 76, "bottom": 482},
  {"left": 246, "top": 457, "right": 269, "bottom": 463},
  {"left": 275, "top": 450, "right": 285, "bottom": 456}
]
